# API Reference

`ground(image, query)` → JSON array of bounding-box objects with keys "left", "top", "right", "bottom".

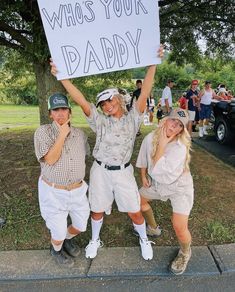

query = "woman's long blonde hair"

[
  {"left": 116, "top": 94, "right": 128, "bottom": 114},
  {"left": 151, "top": 117, "right": 192, "bottom": 171}
]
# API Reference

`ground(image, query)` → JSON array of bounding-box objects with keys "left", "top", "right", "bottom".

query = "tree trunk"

[{"left": 33, "top": 61, "right": 66, "bottom": 125}]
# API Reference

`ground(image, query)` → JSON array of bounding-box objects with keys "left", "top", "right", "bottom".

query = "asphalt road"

[
  {"left": 1, "top": 274, "right": 235, "bottom": 292},
  {"left": 193, "top": 135, "right": 235, "bottom": 168}
]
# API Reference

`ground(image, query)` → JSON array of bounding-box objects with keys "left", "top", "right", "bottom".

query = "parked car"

[{"left": 211, "top": 99, "right": 235, "bottom": 144}]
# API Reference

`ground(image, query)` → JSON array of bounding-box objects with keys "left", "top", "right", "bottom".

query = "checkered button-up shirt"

[
  {"left": 86, "top": 104, "right": 143, "bottom": 165},
  {"left": 34, "top": 122, "right": 90, "bottom": 185}
]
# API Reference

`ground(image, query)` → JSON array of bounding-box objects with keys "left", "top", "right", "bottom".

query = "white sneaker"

[
  {"left": 139, "top": 238, "right": 154, "bottom": 260},
  {"left": 85, "top": 239, "right": 103, "bottom": 259}
]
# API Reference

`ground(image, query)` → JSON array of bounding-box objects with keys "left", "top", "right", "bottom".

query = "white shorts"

[
  {"left": 188, "top": 110, "right": 196, "bottom": 121},
  {"left": 38, "top": 177, "right": 90, "bottom": 241},
  {"left": 89, "top": 161, "right": 140, "bottom": 214},
  {"left": 139, "top": 174, "right": 194, "bottom": 215}
]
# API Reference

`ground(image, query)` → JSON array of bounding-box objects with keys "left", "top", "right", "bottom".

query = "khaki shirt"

[
  {"left": 86, "top": 104, "right": 143, "bottom": 165},
  {"left": 34, "top": 122, "right": 89, "bottom": 185},
  {"left": 136, "top": 132, "right": 193, "bottom": 196}
]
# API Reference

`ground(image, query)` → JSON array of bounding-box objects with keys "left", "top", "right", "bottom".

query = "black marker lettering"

[
  {"left": 84, "top": 41, "right": 104, "bottom": 73},
  {"left": 84, "top": 1, "right": 95, "bottom": 22},
  {"left": 123, "top": 0, "right": 133, "bottom": 16},
  {"left": 113, "top": 34, "right": 128, "bottom": 67},
  {"left": 100, "top": 0, "right": 112, "bottom": 19},
  {"left": 100, "top": 37, "right": 116, "bottom": 69},
  {"left": 41, "top": 5, "right": 64, "bottom": 29},
  {"left": 75, "top": 3, "right": 84, "bottom": 24},
  {"left": 135, "top": 0, "right": 148, "bottom": 15},
  {"left": 61, "top": 45, "right": 81, "bottom": 75},
  {"left": 113, "top": 0, "right": 122, "bottom": 17},
  {"left": 64, "top": 4, "right": 76, "bottom": 27},
  {"left": 126, "top": 29, "right": 141, "bottom": 64}
]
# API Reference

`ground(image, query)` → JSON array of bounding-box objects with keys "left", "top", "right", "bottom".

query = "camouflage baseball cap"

[
  {"left": 48, "top": 93, "right": 71, "bottom": 110},
  {"left": 168, "top": 108, "right": 189, "bottom": 127}
]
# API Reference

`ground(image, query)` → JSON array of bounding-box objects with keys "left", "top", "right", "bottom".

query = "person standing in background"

[
  {"left": 156, "top": 103, "right": 163, "bottom": 123},
  {"left": 198, "top": 81, "right": 218, "bottom": 138},
  {"left": 186, "top": 80, "right": 200, "bottom": 139},
  {"left": 147, "top": 94, "right": 156, "bottom": 125},
  {"left": 161, "top": 79, "right": 174, "bottom": 114},
  {"left": 131, "top": 79, "right": 143, "bottom": 135},
  {"left": 178, "top": 92, "right": 187, "bottom": 110}
]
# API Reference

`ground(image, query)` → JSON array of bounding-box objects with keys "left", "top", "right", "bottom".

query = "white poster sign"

[{"left": 37, "top": 0, "right": 161, "bottom": 80}]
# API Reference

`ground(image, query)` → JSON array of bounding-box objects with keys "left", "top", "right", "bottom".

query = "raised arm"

[
  {"left": 50, "top": 61, "right": 91, "bottom": 116},
  {"left": 136, "top": 46, "right": 163, "bottom": 113},
  {"left": 136, "top": 65, "right": 157, "bottom": 113},
  {"left": 60, "top": 79, "right": 91, "bottom": 116}
]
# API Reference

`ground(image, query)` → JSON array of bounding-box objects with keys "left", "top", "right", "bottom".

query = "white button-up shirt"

[
  {"left": 161, "top": 86, "right": 173, "bottom": 107},
  {"left": 136, "top": 132, "right": 193, "bottom": 196}
]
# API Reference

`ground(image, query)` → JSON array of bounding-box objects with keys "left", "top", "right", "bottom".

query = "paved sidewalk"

[{"left": 0, "top": 244, "right": 234, "bottom": 282}]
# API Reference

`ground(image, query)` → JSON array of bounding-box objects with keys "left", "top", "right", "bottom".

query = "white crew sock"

[
  {"left": 199, "top": 126, "right": 204, "bottom": 137},
  {"left": 91, "top": 217, "right": 103, "bottom": 241},
  {"left": 133, "top": 221, "right": 148, "bottom": 239},
  {"left": 203, "top": 125, "right": 208, "bottom": 134},
  {"left": 51, "top": 242, "right": 63, "bottom": 251}
]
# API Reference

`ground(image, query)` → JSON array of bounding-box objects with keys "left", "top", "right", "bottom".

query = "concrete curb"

[{"left": 0, "top": 244, "right": 234, "bottom": 282}]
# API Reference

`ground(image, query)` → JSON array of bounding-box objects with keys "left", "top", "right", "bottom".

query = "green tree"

[
  {"left": 0, "top": 49, "right": 37, "bottom": 104},
  {"left": 0, "top": 0, "right": 234, "bottom": 123},
  {"left": 159, "top": 0, "right": 234, "bottom": 65}
]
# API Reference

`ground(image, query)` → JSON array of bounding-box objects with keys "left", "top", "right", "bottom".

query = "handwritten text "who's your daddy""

[{"left": 41, "top": 0, "right": 149, "bottom": 76}]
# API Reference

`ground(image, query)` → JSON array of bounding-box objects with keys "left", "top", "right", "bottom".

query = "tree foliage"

[
  {"left": 159, "top": 0, "right": 235, "bottom": 64},
  {"left": 0, "top": 0, "right": 234, "bottom": 122}
]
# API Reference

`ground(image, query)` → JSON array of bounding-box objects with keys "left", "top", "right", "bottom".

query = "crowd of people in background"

[{"left": 127, "top": 78, "right": 234, "bottom": 140}]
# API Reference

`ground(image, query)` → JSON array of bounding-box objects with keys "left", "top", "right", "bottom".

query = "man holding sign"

[{"left": 50, "top": 46, "right": 163, "bottom": 260}]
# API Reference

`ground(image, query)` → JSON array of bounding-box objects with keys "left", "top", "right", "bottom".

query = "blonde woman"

[
  {"left": 136, "top": 108, "right": 194, "bottom": 275},
  {"left": 50, "top": 46, "right": 164, "bottom": 261}
]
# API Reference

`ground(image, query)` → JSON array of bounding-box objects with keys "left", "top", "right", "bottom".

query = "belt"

[
  {"left": 41, "top": 177, "right": 83, "bottom": 191},
  {"left": 96, "top": 159, "right": 130, "bottom": 170}
]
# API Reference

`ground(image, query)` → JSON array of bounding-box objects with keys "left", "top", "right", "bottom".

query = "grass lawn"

[
  {"left": 0, "top": 105, "right": 235, "bottom": 251},
  {"left": 0, "top": 104, "right": 87, "bottom": 130}
]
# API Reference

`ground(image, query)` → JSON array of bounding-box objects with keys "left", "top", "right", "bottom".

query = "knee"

[
  {"left": 140, "top": 197, "right": 150, "bottom": 212},
  {"left": 91, "top": 212, "right": 104, "bottom": 220},
  {"left": 68, "top": 225, "right": 80, "bottom": 235},
  {"left": 173, "top": 221, "right": 188, "bottom": 237},
  {"left": 51, "top": 239, "right": 64, "bottom": 245},
  {"left": 128, "top": 211, "right": 144, "bottom": 224},
  {"left": 141, "top": 202, "right": 150, "bottom": 212}
]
